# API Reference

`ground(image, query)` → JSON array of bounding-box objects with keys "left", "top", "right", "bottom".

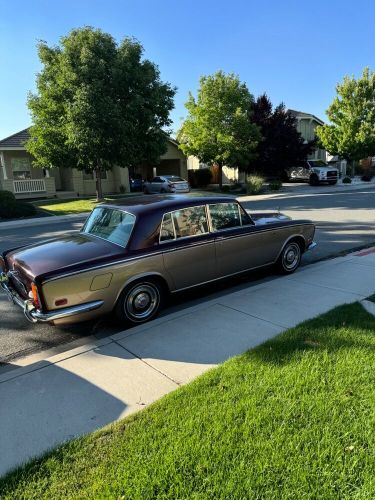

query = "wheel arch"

[
  {"left": 114, "top": 272, "right": 170, "bottom": 307},
  {"left": 275, "top": 234, "right": 306, "bottom": 263}
]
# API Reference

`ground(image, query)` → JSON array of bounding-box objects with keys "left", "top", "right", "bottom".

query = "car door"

[
  {"left": 208, "top": 202, "right": 281, "bottom": 277},
  {"left": 149, "top": 177, "right": 163, "bottom": 193},
  {"left": 160, "top": 205, "right": 216, "bottom": 290}
]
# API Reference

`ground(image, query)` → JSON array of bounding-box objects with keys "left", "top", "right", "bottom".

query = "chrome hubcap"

[
  {"left": 282, "top": 243, "right": 300, "bottom": 270},
  {"left": 125, "top": 284, "right": 159, "bottom": 320}
]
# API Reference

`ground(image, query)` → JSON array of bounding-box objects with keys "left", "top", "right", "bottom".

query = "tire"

[
  {"left": 160, "top": 188, "right": 167, "bottom": 193},
  {"left": 115, "top": 279, "right": 165, "bottom": 326},
  {"left": 277, "top": 241, "right": 302, "bottom": 275},
  {"left": 309, "top": 174, "right": 319, "bottom": 186},
  {"left": 328, "top": 180, "right": 337, "bottom": 185}
]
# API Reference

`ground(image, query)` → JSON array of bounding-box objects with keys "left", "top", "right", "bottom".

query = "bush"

[
  {"left": 221, "top": 185, "right": 230, "bottom": 192},
  {"left": 342, "top": 176, "right": 352, "bottom": 184},
  {"left": 119, "top": 184, "right": 126, "bottom": 194},
  {"left": 0, "top": 191, "right": 36, "bottom": 219},
  {"left": 246, "top": 174, "right": 264, "bottom": 195},
  {"left": 0, "top": 190, "right": 16, "bottom": 203},
  {"left": 268, "top": 179, "right": 282, "bottom": 191},
  {"left": 361, "top": 174, "right": 373, "bottom": 182},
  {"left": 194, "top": 168, "right": 213, "bottom": 187}
]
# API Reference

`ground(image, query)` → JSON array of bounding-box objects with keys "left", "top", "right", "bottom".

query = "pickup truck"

[{"left": 285, "top": 160, "right": 339, "bottom": 186}]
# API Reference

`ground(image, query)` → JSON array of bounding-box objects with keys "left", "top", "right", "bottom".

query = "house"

[
  {"left": 0, "top": 128, "right": 187, "bottom": 199},
  {"left": 288, "top": 109, "right": 327, "bottom": 161}
]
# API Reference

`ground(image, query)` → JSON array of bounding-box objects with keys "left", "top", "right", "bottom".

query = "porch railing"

[{"left": 13, "top": 179, "right": 46, "bottom": 194}]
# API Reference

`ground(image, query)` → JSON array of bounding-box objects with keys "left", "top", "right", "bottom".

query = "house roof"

[
  {"left": 0, "top": 127, "right": 180, "bottom": 150},
  {"left": 0, "top": 128, "right": 30, "bottom": 149},
  {"left": 288, "top": 109, "right": 324, "bottom": 126}
]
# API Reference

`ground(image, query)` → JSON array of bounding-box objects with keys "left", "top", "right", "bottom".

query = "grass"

[{"left": 1, "top": 303, "right": 375, "bottom": 498}]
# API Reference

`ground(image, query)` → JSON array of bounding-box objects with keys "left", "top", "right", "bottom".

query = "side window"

[
  {"left": 209, "top": 203, "right": 242, "bottom": 231},
  {"left": 152, "top": 177, "right": 162, "bottom": 183},
  {"left": 160, "top": 213, "right": 175, "bottom": 241},
  {"left": 172, "top": 206, "right": 208, "bottom": 238}
]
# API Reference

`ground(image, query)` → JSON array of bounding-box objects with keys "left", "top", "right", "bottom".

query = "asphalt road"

[{"left": 1, "top": 185, "right": 375, "bottom": 367}]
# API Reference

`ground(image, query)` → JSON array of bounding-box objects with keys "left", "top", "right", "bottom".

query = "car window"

[
  {"left": 152, "top": 177, "right": 163, "bottom": 183},
  {"left": 82, "top": 207, "right": 135, "bottom": 247},
  {"left": 172, "top": 206, "right": 208, "bottom": 239},
  {"left": 165, "top": 176, "right": 185, "bottom": 182},
  {"left": 209, "top": 203, "right": 243, "bottom": 231},
  {"left": 160, "top": 212, "right": 175, "bottom": 241}
]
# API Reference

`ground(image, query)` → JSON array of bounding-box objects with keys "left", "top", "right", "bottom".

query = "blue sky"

[{"left": 1, "top": 0, "right": 374, "bottom": 140}]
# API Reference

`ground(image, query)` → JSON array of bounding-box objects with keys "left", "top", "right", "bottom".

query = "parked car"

[
  {"left": 0, "top": 196, "right": 316, "bottom": 327},
  {"left": 144, "top": 175, "right": 190, "bottom": 194},
  {"left": 129, "top": 176, "right": 144, "bottom": 192},
  {"left": 284, "top": 160, "right": 339, "bottom": 186}
]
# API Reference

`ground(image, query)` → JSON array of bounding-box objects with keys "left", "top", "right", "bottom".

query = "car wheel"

[
  {"left": 277, "top": 241, "right": 302, "bottom": 274},
  {"left": 309, "top": 174, "right": 319, "bottom": 186},
  {"left": 328, "top": 181, "right": 337, "bottom": 185},
  {"left": 116, "top": 279, "right": 165, "bottom": 326},
  {"left": 160, "top": 188, "right": 167, "bottom": 193}
]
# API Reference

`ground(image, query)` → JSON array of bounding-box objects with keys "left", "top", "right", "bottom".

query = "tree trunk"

[
  {"left": 351, "top": 159, "right": 356, "bottom": 178},
  {"left": 218, "top": 163, "right": 223, "bottom": 190},
  {"left": 95, "top": 164, "right": 104, "bottom": 202}
]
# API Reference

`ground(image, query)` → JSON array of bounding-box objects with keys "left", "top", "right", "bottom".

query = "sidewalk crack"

[{"left": 111, "top": 339, "right": 181, "bottom": 387}]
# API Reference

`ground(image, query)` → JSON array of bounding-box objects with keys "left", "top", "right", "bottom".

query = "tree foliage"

[
  {"left": 177, "top": 71, "right": 260, "bottom": 187},
  {"left": 27, "top": 27, "right": 175, "bottom": 199},
  {"left": 246, "top": 94, "right": 314, "bottom": 177},
  {"left": 316, "top": 68, "right": 375, "bottom": 164}
]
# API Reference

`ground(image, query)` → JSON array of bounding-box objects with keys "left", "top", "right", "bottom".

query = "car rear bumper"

[{"left": 0, "top": 272, "right": 104, "bottom": 324}]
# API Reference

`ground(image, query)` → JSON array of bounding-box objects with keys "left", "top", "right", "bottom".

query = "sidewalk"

[{"left": 1, "top": 249, "right": 375, "bottom": 476}]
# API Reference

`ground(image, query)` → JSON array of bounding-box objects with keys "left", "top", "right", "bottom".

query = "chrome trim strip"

[
  {"left": 307, "top": 241, "right": 317, "bottom": 251},
  {"left": 43, "top": 222, "right": 313, "bottom": 284},
  {"left": 29, "top": 300, "right": 104, "bottom": 323}
]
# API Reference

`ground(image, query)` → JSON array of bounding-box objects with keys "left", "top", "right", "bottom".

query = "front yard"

[{"left": 1, "top": 302, "right": 374, "bottom": 498}]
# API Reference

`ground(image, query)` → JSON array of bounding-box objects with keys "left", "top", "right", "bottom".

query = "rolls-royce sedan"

[{"left": 0, "top": 195, "right": 316, "bottom": 327}]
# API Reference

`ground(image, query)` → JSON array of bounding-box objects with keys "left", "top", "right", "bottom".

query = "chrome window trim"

[
  {"left": 158, "top": 204, "right": 210, "bottom": 244},
  {"left": 81, "top": 207, "right": 136, "bottom": 249},
  {"left": 208, "top": 202, "right": 243, "bottom": 233},
  {"left": 42, "top": 223, "right": 313, "bottom": 284}
]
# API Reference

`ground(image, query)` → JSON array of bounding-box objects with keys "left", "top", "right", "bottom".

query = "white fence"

[{"left": 13, "top": 179, "right": 46, "bottom": 194}]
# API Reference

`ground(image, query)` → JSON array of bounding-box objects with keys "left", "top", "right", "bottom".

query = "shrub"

[
  {"left": 119, "top": 184, "right": 126, "bottom": 194},
  {"left": 268, "top": 179, "right": 282, "bottom": 191},
  {"left": 245, "top": 174, "right": 264, "bottom": 195},
  {"left": 342, "top": 176, "right": 352, "bottom": 184},
  {"left": 0, "top": 191, "right": 37, "bottom": 219},
  {"left": 221, "top": 185, "right": 230, "bottom": 193},
  {"left": 229, "top": 182, "right": 242, "bottom": 191},
  {"left": 194, "top": 168, "right": 212, "bottom": 187},
  {"left": 361, "top": 174, "right": 373, "bottom": 182},
  {"left": 0, "top": 190, "right": 16, "bottom": 203}
]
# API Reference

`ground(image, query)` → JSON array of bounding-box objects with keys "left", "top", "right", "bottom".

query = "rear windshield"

[{"left": 82, "top": 207, "right": 135, "bottom": 247}]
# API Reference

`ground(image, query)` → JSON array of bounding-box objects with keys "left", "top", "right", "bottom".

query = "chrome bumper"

[
  {"left": 307, "top": 241, "right": 317, "bottom": 251},
  {"left": 0, "top": 272, "right": 103, "bottom": 323}
]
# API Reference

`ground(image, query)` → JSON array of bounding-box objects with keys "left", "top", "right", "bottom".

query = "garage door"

[{"left": 157, "top": 159, "right": 181, "bottom": 176}]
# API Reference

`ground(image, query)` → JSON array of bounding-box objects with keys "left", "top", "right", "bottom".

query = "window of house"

[{"left": 11, "top": 158, "right": 31, "bottom": 180}]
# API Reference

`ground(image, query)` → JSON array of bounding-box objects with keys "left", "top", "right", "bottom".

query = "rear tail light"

[{"left": 31, "top": 282, "right": 41, "bottom": 309}]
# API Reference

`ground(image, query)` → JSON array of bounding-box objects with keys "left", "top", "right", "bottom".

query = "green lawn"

[
  {"left": 1, "top": 303, "right": 374, "bottom": 498},
  {"left": 33, "top": 191, "right": 233, "bottom": 216}
]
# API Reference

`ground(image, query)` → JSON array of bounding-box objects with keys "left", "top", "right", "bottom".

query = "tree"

[
  {"left": 316, "top": 67, "right": 375, "bottom": 176},
  {"left": 246, "top": 94, "right": 314, "bottom": 178},
  {"left": 177, "top": 71, "right": 260, "bottom": 188},
  {"left": 27, "top": 27, "right": 175, "bottom": 200}
]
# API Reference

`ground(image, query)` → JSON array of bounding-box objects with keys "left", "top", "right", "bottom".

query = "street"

[{"left": 1, "top": 185, "right": 375, "bottom": 367}]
